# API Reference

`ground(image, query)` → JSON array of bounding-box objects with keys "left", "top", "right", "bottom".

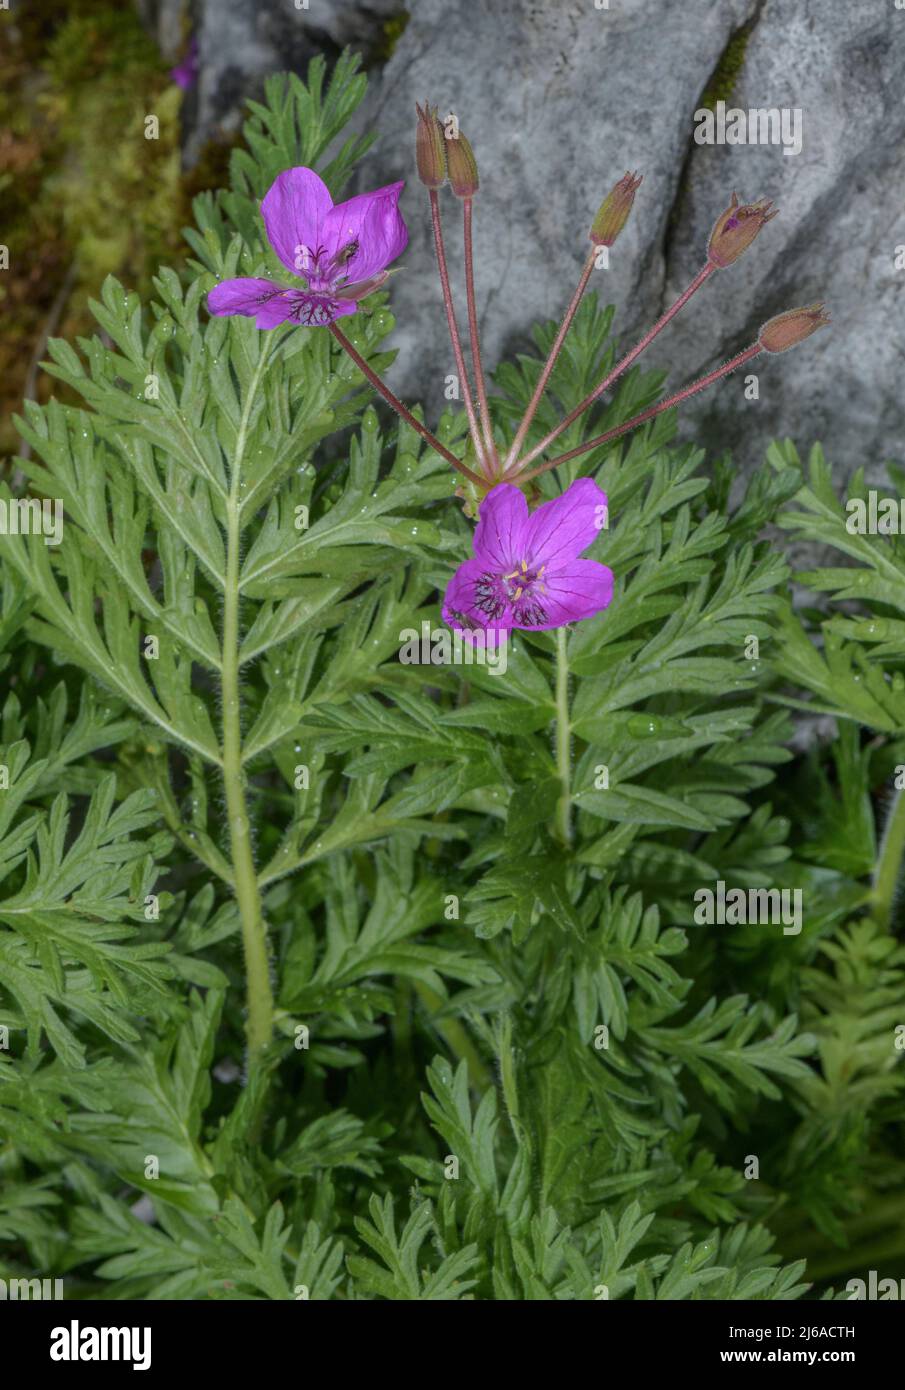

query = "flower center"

[
  {"left": 290, "top": 294, "right": 343, "bottom": 326},
  {"left": 298, "top": 241, "right": 359, "bottom": 294},
  {"left": 474, "top": 558, "right": 548, "bottom": 625}
]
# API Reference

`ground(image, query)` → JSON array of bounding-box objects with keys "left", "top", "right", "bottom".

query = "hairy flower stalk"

[
  {"left": 503, "top": 173, "right": 642, "bottom": 475},
  {"left": 428, "top": 187, "right": 490, "bottom": 475},
  {"left": 439, "top": 117, "right": 496, "bottom": 467},
  {"left": 505, "top": 261, "right": 716, "bottom": 477},
  {"left": 504, "top": 191, "right": 776, "bottom": 477},
  {"left": 462, "top": 197, "right": 496, "bottom": 469},
  {"left": 502, "top": 247, "right": 598, "bottom": 474},
  {"left": 223, "top": 350, "right": 276, "bottom": 1061},
  {"left": 519, "top": 342, "right": 764, "bottom": 480},
  {"left": 328, "top": 322, "right": 484, "bottom": 485}
]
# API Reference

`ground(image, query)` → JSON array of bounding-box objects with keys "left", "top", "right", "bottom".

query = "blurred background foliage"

[{"left": 0, "top": 0, "right": 236, "bottom": 458}]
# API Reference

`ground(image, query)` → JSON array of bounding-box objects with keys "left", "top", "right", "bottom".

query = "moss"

[
  {"left": 0, "top": 1, "right": 218, "bottom": 460},
  {"left": 371, "top": 10, "right": 410, "bottom": 66},
  {"left": 661, "top": 15, "right": 757, "bottom": 260},
  {"left": 698, "top": 19, "right": 755, "bottom": 112}
]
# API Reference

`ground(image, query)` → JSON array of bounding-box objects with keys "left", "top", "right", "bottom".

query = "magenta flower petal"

[
  {"left": 207, "top": 168, "right": 408, "bottom": 330},
  {"left": 517, "top": 558, "right": 614, "bottom": 630},
  {"left": 260, "top": 167, "right": 334, "bottom": 276},
  {"left": 323, "top": 181, "right": 408, "bottom": 284},
  {"left": 472, "top": 484, "right": 531, "bottom": 572},
  {"left": 442, "top": 478, "right": 614, "bottom": 634},
  {"left": 207, "top": 277, "right": 296, "bottom": 328},
  {"left": 525, "top": 476, "right": 608, "bottom": 568},
  {"left": 170, "top": 37, "right": 198, "bottom": 90}
]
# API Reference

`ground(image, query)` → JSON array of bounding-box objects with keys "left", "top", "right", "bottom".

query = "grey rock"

[
  {"left": 354, "top": 0, "right": 759, "bottom": 446},
  {"left": 133, "top": 0, "right": 185, "bottom": 59},
  {"left": 135, "top": 0, "right": 403, "bottom": 163},
  {"left": 138, "top": 0, "right": 905, "bottom": 479},
  {"left": 661, "top": 0, "right": 905, "bottom": 482},
  {"left": 354, "top": 0, "right": 905, "bottom": 481}
]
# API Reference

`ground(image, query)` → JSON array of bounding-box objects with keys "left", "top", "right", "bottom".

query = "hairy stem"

[
  {"left": 429, "top": 189, "right": 487, "bottom": 472},
  {"left": 223, "top": 352, "right": 274, "bottom": 1059},
  {"left": 873, "top": 786, "right": 905, "bottom": 928},
  {"left": 511, "top": 263, "right": 716, "bottom": 474},
  {"left": 328, "top": 322, "right": 484, "bottom": 487},
  {"left": 555, "top": 627, "right": 572, "bottom": 845},
  {"left": 518, "top": 343, "right": 763, "bottom": 481},
  {"left": 413, "top": 980, "right": 493, "bottom": 1090},
  {"left": 503, "top": 247, "right": 598, "bottom": 474},
  {"left": 463, "top": 198, "right": 496, "bottom": 469}
]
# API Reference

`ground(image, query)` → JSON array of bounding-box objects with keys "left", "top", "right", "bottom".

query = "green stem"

[
  {"left": 222, "top": 352, "right": 274, "bottom": 1059},
  {"left": 413, "top": 980, "right": 492, "bottom": 1091},
  {"left": 775, "top": 1190, "right": 905, "bottom": 1280},
  {"left": 798, "top": 1233, "right": 905, "bottom": 1285},
  {"left": 873, "top": 786, "right": 905, "bottom": 928},
  {"left": 555, "top": 627, "right": 572, "bottom": 845}
]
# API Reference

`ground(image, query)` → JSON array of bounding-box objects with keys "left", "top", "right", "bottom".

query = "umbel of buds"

[
  {"left": 446, "top": 128, "right": 480, "bottom": 199},
  {"left": 590, "top": 171, "right": 642, "bottom": 247},
  {"left": 708, "top": 192, "right": 778, "bottom": 268},
  {"left": 759, "top": 303, "right": 831, "bottom": 352},
  {"left": 415, "top": 102, "right": 447, "bottom": 189}
]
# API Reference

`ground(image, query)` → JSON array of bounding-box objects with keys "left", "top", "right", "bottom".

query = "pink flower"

[
  {"left": 170, "top": 37, "right": 198, "bottom": 91},
  {"left": 208, "top": 167, "right": 408, "bottom": 328},
  {"left": 443, "top": 479, "right": 613, "bottom": 633}
]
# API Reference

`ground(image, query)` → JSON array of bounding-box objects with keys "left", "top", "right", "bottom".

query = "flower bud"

[
  {"left": 415, "top": 102, "right": 447, "bottom": 189},
  {"left": 589, "top": 171, "right": 642, "bottom": 247},
  {"left": 708, "top": 192, "right": 777, "bottom": 268},
  {"left": 446, "top": 129, "right": 479, "bottom": 198},
  {"left": 758, "top": 302, "right": 830, "bottom": 353}
]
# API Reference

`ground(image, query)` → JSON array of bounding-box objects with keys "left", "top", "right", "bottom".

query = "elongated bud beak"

[
  {"left": 415, "top": 102, "right": 447, "bottom": 189},
  {"left": 708, "top": 192, "right": 778, "bottom": 268},
  {"left": 758, "top": 302, "right": 830, "bottom": 353},
  {"left": 590, "top": 171, "right": 642, "bottom": 247},
  {"left": 446, "top": 128, "right": 479, "bottom": 198}
]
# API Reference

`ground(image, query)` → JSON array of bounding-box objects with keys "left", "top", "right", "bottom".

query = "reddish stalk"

[
  {"left": 507, "top": 262, "right": 716, "bottom": 478},
  {"left": 518, "top": 342, "right": 763, "bottom": 481},
  {"left": 329, "top": 323, "right": 484, "bottom": 487},
  {"left": 429, "top": 189, "right": 487, "bottom": 472},
  {"left": 462, "top": 197, "right": 496, "bottom": 469},
  {"left": 502, "top": 246, "right": 598, "bottom": 474}
]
